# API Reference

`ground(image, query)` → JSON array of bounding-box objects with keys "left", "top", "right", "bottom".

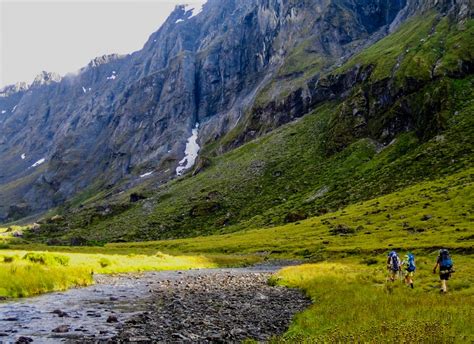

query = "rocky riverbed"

[
  {"left": 0, "top": 264, "right": 310, "bottom": 343},
  {"left": 115, "top": 268, "right": 310, "bottom": 343}
]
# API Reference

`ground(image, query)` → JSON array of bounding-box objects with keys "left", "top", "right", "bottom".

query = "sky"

[{"left": 0, "top": 0, "right": 204, "bottom": 88}]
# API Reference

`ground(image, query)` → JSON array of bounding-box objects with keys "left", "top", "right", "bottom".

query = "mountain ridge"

[{"left": 0, "top": 0, "right": 472, "bottom": 227}]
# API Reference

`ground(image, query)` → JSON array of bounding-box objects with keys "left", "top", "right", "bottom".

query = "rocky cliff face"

[{"left": 0, "top": 0, "right": 469, "bottom": 222}]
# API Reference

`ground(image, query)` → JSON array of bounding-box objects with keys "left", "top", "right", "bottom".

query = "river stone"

[
  {"left": 107, "top": 315, "right": 119, "bottom": 323},
  {"left": 116, "top": 270, "right": 311, "bottom": 342},
  {"left": 52, "top": 325, "right": 69, "bottom": 333}
]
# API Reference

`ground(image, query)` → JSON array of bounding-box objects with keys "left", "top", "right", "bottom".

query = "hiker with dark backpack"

[
  {"left": 402, "top": 253, "right": 416, "bottom": 288},
  {"left": 433, "top": 249, "right": 455, "bottom": 293},
  {"left": 387, "top": 251, "right": 401, "bottom": 282}
]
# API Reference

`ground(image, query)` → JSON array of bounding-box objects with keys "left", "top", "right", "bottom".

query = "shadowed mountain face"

[{"left": 0, "top": 0, "right": 470, "bottom": 222}]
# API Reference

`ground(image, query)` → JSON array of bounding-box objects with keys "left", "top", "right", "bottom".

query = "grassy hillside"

[
  {"left": 33, "top": 168, "right": 469, "bottom": 258},
  {"left": 337, "top": 14, "right": 474, "bottom": 83},
  {"left": 28, "top": 75, "right": 473, "bottom": 243}
]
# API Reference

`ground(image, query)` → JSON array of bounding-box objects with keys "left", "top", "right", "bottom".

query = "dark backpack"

[
  {"left": 439, "top": 249, "right": 453, "bottom": 270},
  {"left": 407, "top": 253, "right": 416, "bottom": 272},
  {"left": 389, "top": 252, "right": 400, "bottom": 271}
]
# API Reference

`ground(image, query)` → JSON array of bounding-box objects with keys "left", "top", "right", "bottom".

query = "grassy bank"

[
  {"left": 0, "top": 250, "right": 260, "bottom": 298},
  {"left": 272, "top": 258, "right": 474, "bottom": 343}
]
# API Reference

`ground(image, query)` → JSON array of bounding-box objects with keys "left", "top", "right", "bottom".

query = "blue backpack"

[
  {"left": 389, "top": 251, "right": 400, "bottom": 271},
  {"left": 440, "top": 249, "right": 453, "bottom": 270},
  {"left": 407, "top": 253, "right": 416, "bottom": 272}
]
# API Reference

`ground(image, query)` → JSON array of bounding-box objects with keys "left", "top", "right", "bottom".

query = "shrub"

[
  {"left": 155, "top": 252, "right": 168, "bottom": 259},
  {"left": 330, "top": 224, "right": 356, "bottom": 235},
  {"left": 361, "top": 257, "right": 379, "bottom": 266},
  {"left": 99, "top": 258, "right": 112, "bottom": 268},
  {"left": 1, "top": 255, "right": 16, "bottom": 263},
  {"left": 53, "top": 255, "right": 70, "bottom": 266},
  {"left": 267, "top": 276, "right": 280, "bottom": 287},
  {"left": 23, "top": 252, "right": 70, "bottom": 266}
]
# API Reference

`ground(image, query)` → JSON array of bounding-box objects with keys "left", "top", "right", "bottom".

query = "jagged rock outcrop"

[
  {"left": 0, "top": 0, "right": 469, "bottom": 222},
  {"left": 31, "top": 71, "right": 62, "bottom": 87}
]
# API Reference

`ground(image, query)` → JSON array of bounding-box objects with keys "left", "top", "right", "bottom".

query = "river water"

[{"left": 0, "top": 265, "right": 285, "bottom": 343}]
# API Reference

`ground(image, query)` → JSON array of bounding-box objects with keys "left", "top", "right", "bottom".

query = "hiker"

[
  {"left": 433, "top": 249, "right": 455, "bottom": 293},
  {"left": 402, "top": 253, "right": 416, "bottom": 288},
  {"left": 387, "top": 251, "right": 401, "bottom": 282}
]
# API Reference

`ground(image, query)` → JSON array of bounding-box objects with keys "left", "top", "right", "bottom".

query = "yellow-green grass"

[
  {"left": 0, "top": 250, "right": 261, "bottom": 298},
  {"left": 66, "top": 168, "right": 472, "bottom": 258},
  {"left": 271, "top": 257, "right": 474, "bottom": 343}
]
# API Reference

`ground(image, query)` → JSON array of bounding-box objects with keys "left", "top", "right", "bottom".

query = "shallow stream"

[{"left": 0, "top": 265, "right": 284, "bottom": 343}]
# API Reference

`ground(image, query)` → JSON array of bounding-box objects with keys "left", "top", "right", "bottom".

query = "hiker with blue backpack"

[
  {"left": 402, "top": 253, "right": 416, "bottom": 288},
  {"left": 387, "top": 251, "right": 401, "bottom": 282},
  {"left": 433, "top": 249, "right": 455, "bottom": 293}
]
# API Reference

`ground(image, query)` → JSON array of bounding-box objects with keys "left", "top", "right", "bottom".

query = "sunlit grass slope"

[
  {"left": 271, "top": 259, "right": 474, "bottom": 343},
  {"left": 93, "top": 168, "right": 473, "bottom": 258}
]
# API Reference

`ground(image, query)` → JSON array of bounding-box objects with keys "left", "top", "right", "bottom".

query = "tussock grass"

[
  {"left": 271, "top": 259, "right": 474, "bottom": 343},
  {"left": 0, "top": 250, "right": 260, "bottom": 298},
  {"left": 0, "top": 261, "right": 92, "bottom": 298}
]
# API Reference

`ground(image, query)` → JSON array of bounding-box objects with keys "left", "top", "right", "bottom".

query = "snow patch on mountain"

[
  {"left": 21, "top": 153, "right": 26, "bottom": 160},
  {"left": 107, "top": 71, "right": 117, "bottom": 80},
  {"left": 140, "top": 171, "right": 153, "bottom": 178},
  {"left": 176, "top": 123, "right": 200, "bottom": 176},
  {"left": 31, "top": 158, "right": 45, "bottom": 168}
]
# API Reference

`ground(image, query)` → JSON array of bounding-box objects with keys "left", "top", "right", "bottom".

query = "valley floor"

[
  {"left": 1, "top": 254, "right": 472, "bottom": 342},
  {"left": 1, "top": 168, "right": 472, "bottom": 342}
]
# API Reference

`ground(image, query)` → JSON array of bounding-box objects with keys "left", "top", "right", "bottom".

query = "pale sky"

[{"left": 0, "top": 0, "right": 204, "bottom": 88}]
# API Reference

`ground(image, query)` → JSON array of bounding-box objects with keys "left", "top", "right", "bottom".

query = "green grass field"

[{"left": 271, "top": 258, "right": 474, "bottom": 343}]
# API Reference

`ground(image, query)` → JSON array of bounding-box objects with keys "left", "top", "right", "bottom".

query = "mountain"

[{"left": 1, "top": 0, "right": 472, "bottom": 242}]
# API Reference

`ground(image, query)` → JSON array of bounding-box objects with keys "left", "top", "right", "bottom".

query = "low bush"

[
  {"left": 360, "top": 257, "right": 378, "bottom": 265},
  {"left": 98, "top": 257, "right": 112, "bottom": 268},
  {"left": 1, "top": 255, "right": 16, "bottom": 263},
  {"left": 22, "top": 252, "right": 70, "bottom": 266}
]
